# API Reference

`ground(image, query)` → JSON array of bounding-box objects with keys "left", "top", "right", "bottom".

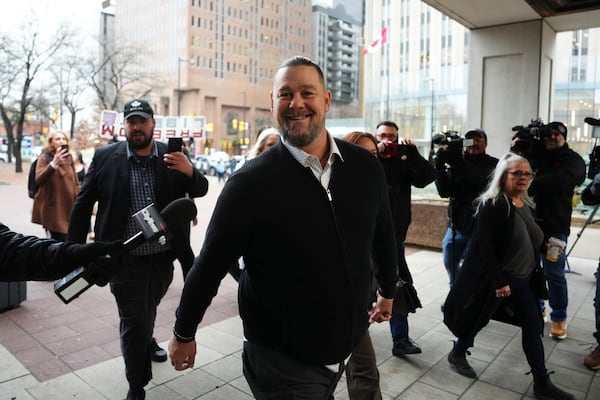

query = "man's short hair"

[
  {"left": 278, "top": 56, "right": 325, "bottom": 87},
  {"left": 376, "top": 120, "right": 399, "bottom": 131}
]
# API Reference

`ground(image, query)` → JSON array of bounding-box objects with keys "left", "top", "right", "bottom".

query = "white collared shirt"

[{"left": 281, "top": 132, "right": 344, "bottom": 190}]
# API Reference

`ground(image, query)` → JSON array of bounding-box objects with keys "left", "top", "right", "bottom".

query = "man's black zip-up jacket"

[
  {"left": 529, "top": 143, "right": 586, "bottom": 238},
  {"left": 174, "top": 140, "right": 399, "bottom": 366}
]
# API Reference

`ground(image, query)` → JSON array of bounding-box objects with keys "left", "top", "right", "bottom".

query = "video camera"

[
  {"left": 432, "top": 131, "right": 473, "bottom": 166},
  {"left": 510, "top": 118, "right": 554, "bottom": 159}
]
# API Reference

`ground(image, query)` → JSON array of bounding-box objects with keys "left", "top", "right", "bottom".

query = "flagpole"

[{"left": 386, "top": 34, "right": 390, "bottom": 121}]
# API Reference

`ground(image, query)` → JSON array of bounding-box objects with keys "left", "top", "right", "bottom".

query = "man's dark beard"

[
  {"left": 127, "top": 132, "right": 153, "bottom": 150},
  {"left": 281, "top": 124, "right": 319, "bottom": 148}
]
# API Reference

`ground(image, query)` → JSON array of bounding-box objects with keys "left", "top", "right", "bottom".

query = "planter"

[{"left": 406, "top": 199, "right": 448, "bottom": 250}]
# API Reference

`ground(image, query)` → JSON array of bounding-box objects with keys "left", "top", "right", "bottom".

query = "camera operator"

[
  {"left": 527, "top": 121, "right": 586, "bottom": 340},
  {"left": 434, "top": 129, "right": 498, "bottom": 287},
  {"left": 581, "top": 171, "right": 600, "bottom": 369},
  {"left": 375, "top": 120, "right": 436, "bottom": 357}
]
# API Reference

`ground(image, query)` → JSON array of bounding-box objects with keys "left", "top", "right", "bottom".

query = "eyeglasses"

[
  {"left": 508, "top": 170, "right": 534, "bottom": 179},
  {"left": 378, "top": 133, "right": 397, "bottom": 139}
]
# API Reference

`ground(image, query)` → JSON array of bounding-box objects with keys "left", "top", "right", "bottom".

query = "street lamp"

[
  {"left": 177, "top": 57, "right": 188, "bottom": 116},
  {"left": 429, "top": 78, "right": 435, "bottom": 134},
  {"left": 242, "top": 91, "right": 247, "bottom": 148},
  {"left": 425, "top": 78, "right": 435, "bottom": 134}
]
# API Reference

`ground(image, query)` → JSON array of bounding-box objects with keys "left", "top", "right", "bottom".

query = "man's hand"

[
  {"left": 164, "top": 152, "right": 194, "bottom": 177},
  {"left": 168, "top": 336, "right": 197, "bottom": 371},
  {"left": 368, "top": 291, "right": 393, "bottom": 323}
]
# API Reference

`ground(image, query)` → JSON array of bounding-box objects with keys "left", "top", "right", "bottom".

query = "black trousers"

[
  {"left": 458, "top": 274, "right": 546, "bottom": 379},
  {"left": 242, "top": 341, "right": 345, "bottom": 400},
  {"left": 345, "top": 330, "right": 381, "bottom": 400},
  {"left": 110, "top": 254, "right": 173, "bottom": 391}
]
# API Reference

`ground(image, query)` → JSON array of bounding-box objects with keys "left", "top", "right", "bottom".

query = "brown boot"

[
  {"left": 584, "top": 345, "right": 600, "bottom": 370},
  {"left": 549, "top": 321, "right": 567, "bottom": 340}
]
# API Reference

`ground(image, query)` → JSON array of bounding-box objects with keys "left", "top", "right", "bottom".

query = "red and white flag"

[{"left": 363, "top": 27, "right": 388, "bottom": 56}]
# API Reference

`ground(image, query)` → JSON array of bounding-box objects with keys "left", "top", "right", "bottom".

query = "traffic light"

[{"left": 50, "top": 108, "right": 58, "bottom": 126}]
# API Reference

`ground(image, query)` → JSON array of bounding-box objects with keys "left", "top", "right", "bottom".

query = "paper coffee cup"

[{"left": 546, "top": 237, "right": 566, "bottom": 262}]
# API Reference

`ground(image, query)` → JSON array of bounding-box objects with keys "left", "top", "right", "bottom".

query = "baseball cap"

[
  {"left": 465, "top": 128, "right": 487, "bottom": 142},
  {"left": 548, "top": 121, "right": 567, "bottom": 138},
  {"left": 124, "top": 99, "right": 154, "bottom": 120}
]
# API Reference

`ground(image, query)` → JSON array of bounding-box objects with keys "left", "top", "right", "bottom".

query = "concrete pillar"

[{"left": 467, "top": 20, "right": 556, "bottom": 157}]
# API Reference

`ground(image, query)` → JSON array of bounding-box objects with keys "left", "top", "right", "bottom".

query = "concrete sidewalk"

[
  {"left": 1, "top": 249, "right": 599, "bottom": 399},
  {"left": 1, "top": 163, "right": 599, "bottom": 399}
]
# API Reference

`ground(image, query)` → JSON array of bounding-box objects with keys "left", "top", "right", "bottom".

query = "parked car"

[
  {"left": 205, "top": 152, "right": 231, "bottom": 176},
  {"left": 194, "top": 152, "right": 232, "bottom": 176},
  {"left": 194, "top": 155, "right": 210, "bottom": 175}
]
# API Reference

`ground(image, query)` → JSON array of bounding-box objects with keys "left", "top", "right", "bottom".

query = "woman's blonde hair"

[
  {"left": 248, "top": 127, "right": 280, "bottom": 158},
  {"left": 343, "top": 131, "right": 378, "bottom": 154},
  {"left": 44, "top": 131, "right": 69, "bottom": 154}
]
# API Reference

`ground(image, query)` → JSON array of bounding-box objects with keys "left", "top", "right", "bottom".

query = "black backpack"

[{"left": 28, "top": 153, "right": 52, "bottom": 199}]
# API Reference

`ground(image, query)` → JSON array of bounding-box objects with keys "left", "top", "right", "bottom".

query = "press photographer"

[
  {"left": 580, "top": 169, "right": 600, "bottom": 370},
  {"left": 375, "top": 120, "right": 435, "bottom": 357},
  {"left": 431, "top": 130, "right": 472, "bottom": 167},
  {"left": 527, "top": 120, "right": 586, "bottom": 340},
  {"left": 510, "top": 118, "right": 550, "bottom": 168},
  {"left": 434, "top": 128, "right": 498, "bottom": 286}
]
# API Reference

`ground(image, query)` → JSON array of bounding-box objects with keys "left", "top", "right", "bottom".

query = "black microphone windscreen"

[{"left": 161, "top": 198, "right": 198, "bottom": 230}]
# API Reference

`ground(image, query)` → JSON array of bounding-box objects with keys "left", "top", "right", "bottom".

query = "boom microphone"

[
  {"left": 584, "top": 117, "right": 600, "bottom": 126},
  {"left": 54, "top": 198, "right": 197, "bottom": 304},
  {"left": 116, "top": 197, "right": 198, "bottom": 256}
]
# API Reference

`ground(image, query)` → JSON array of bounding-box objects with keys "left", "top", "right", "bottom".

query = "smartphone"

[
  {"left": 168, "top": 137, "right": 183, "bottom": 153},
  {"left": 61, "top": 144, "right": 69, "bottom": 153},
  {"left": 381, "top": 143, "right": 406, "bottom": 157}
]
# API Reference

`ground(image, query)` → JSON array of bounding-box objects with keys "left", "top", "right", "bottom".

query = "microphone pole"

[{"left": 54, "top": 198, "right": 197, "bottom": 304}]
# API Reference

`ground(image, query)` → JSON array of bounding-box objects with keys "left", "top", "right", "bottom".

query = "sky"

[{"left": 2, "top": 0, "right": 102, "bottom": 39}]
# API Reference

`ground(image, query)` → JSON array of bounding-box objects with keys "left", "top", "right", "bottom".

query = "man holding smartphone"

[
  {"left": 375, "top": 120, "right": 436, "bottom": 357},
  {"left": 67, "top": 99, "right": 209, "bottom": 400}
]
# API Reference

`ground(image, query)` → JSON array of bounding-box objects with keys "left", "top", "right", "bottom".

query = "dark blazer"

[{"left": 67, "top": 141, "right": 208, "bottom": 261}]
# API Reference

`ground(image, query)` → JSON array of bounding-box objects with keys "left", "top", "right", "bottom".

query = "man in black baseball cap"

[
  {"left": 68, "top": 97, "right": 208, "bottom": 400},
  {"left": 124, "top": 99, "right": 154, "bottom": 120},
  {"left": 434, "top": 127, "right": 498, "bottom": 288},
  {"left": 529, "top": 120, "right": 585, "bottom": 341},
  {"left": 464, "top": 128, "right": 487, "bottom": 141}
]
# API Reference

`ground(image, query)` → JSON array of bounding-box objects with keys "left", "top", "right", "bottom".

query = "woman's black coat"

[{"left": 443, "top": 194, "right": 543, "bottom": 341}]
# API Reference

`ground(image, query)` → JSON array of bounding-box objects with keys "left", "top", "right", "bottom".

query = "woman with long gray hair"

[{"left": 443, "top": 152, "right": 574, "bottom": 400}]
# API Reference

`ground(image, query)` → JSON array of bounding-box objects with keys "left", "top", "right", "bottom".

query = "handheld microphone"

[{"left": 54, "top": 198, "right": 197, "bottom": 304}]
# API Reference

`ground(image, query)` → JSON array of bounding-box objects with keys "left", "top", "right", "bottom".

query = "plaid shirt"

[{"left": 126, "top": 143, "right": 170, "bottom": 256}]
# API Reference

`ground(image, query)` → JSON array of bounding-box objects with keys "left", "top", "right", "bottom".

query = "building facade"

[
  {"left": 554, "top": 28, "right": 600, "bottom": 158},
  {"left": 363, "top": 0, "right": 469, "bottom": 151},
  {"left": 312, "top": 4, "right": 362, "bottom": 118},
  {"left": 113, "top": 0, "right": 312, "bottom": 155}
]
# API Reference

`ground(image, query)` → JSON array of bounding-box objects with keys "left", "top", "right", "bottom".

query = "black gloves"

[
  {"left": 61, "top": 240, "right": 124, "bottom": 267},
  {"left": 85, "top": 255, "right": 122, "bottom": 287}
]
